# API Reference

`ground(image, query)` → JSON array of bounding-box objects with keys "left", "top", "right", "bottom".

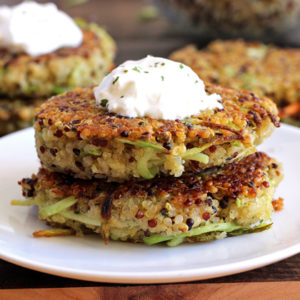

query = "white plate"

[{"left": 0, "top": 124, "right": 299, "bottom": 284}]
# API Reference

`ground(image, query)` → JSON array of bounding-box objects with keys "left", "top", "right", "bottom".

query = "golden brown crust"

[
  {"left": 20, "top": 152, "right": 281, "bottom": 210},
  {"left": 0, "top": 29, "right": 100, "bottom": 67},
  {"left": 0, "top": 22, "right": 116, "bottom": 98},
  {"left": 34, "top": 84, "right": 279, "bottom": 146},
  {"left": 170, "top": 40, "right": 300, "bottom": 107}
]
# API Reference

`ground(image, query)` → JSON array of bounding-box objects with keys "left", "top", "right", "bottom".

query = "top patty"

[
  {"left": 0, "top": 20, "right": 115, "bottom": 98},
  {"left": 170, "top": 40, "right": 300, "bottom": 107},
  {"left": 34, "top": 84, "right": 279, "bottom": 181}
]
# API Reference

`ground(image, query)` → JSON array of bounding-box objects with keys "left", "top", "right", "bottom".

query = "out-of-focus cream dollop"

[{"left": 0, "top": 1, "right": 83, "bottom": 56}]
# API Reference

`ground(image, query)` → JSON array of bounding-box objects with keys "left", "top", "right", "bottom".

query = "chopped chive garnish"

[
  {"left": 144, "top": 71, "right": 149, "bottom": 74},
  {"left": 137, "top": 5, "right": 159, "bottom": 21},
  {"left": 161, "top": 75, "right": 164, "bottom": 81},
  {"left": 112, "top": 76, "right": 119, "bottom": 84},
  {"left": 100, "top": 99, "right": 108, "bottom": 107},
  {"left": 133, "top": 66, "right": 141, "bottom": 72},
  {"left": 161, "top": 62, "right": 165, "bottom": 66},
  {"left": 120, "top": 95, "right": 124, "bottom": 98},
  {"left": 179, "top": 64, "right": 184, "bottom": 69},
  {"left": 123, "top": 70, "right": 128, "bottom": 73},
  {"left": 195, "top": 80, "right": 199, "bottom": 83}
]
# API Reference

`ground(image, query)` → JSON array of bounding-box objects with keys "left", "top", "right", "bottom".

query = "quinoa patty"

[
  {"left": 0, "top": 20, "right": 115, "bottom": 98},
  {"left": 34, "top": 85, "right": 279, "bottom": 181},
  {"left": 18, "top": 152, "right": 283, "bottom": 245},
  {"left": 0, "top": 98, "right": 43, "bottom": 136},
  {"left": 170, "top": 40, "right": 300, "bottom": 107}
]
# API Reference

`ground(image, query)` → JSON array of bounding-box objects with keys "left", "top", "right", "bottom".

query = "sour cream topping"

[
  {"left": 94, "top": 56, "right": 223, "bottom": 120},
  {"left": 0, "top": 1, "right": 83, "bottom": 56}
]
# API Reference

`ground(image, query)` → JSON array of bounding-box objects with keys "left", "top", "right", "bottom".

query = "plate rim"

[
  {"left": 0, "top": 241, "right": 299, "bottom": 283},
  {"left": 0, "top": 124, "right": 299, "bottom": 284}
]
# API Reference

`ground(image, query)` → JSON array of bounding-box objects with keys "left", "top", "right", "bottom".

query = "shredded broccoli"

[
  {"left": 144, "top": 221, "right": 272, "bottom": 246},
  {"left": 11, "top": 199, "right": 37, "bottom": 206},
  {"left": 166, "top": 236, "right": 185, "bottom": 247},
  {"left": 116, "top": 138, "right": 165, "bottom": 151},
  {"left": 68, "top": 64, "right": 85, "bottom": 87},
  {"left": 60, "top": 211, "right": 101, "bottom": 226},
  {"left": 26, "top": 84, "right": 38, "bottom": 94},
  {"left": 182, "top": 147, "right": 209, "bottom": 164},
  {"left": 144, "top": 222, "right": 244, "bottom": 246},
  {"left": 223, "top": 66, "right": 236, "bottom": 78},
  {"left": 232, "top": 141, "right": 242, "bottom": 147},
  {"left": 137, "top": 6, "right": 159, "bottom": 21},
  {"left": 137, "top": 148, "right": 159, "bottom": 179},
  {"left": 39, "top": 196, "right": 77, "bottom": 219},
  {"left": 81, "top": 149, "right": 102, "bottom": 156},
  {"left": 52, "top": 86, "right": 68, "bottom": 95},
  {"left": 184, "top": 153, "right": 209, "bottom": 164}
]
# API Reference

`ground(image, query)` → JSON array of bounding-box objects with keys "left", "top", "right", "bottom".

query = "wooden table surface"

[{"left": 0, "top": 0, "right": 299, "bottom": 298}]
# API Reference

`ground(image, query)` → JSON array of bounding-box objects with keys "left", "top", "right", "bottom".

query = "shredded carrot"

[
  {"left": 33, "top": 228, "right": 74, "bottom": 238},
  {"left": 272, "top": 197, "right": 284, "bottom": 211},
  {"left": 109, "top": 64, "right": 115, "bottom": 72},
  {"left": 279, "top": 101, "right": 300, "bottom": 119}
]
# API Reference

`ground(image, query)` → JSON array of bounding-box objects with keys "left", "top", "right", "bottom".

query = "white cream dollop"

[
  {"left": 94, "top": 56, "right": 223, "bottom": 120},
  {"left": 0, "top": 1, "right": 83, "bottom": 56}
]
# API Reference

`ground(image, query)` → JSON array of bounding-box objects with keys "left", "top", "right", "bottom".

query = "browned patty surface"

[
  {"left": 35, "top": 84, "right": 279, "bottom": 145},
  {"left": 21, "top": 152, "right": 281, "bottom": 211}
]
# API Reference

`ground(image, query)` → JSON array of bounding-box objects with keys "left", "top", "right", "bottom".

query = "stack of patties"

[
  {"left": 0, "top": 2, "right": 115, "bottom": 136},
  {"left": 18, "top": 55, "right": 283, "bottom": 246}
]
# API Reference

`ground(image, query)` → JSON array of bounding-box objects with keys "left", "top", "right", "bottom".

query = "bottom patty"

[
  {"left": 0, "top": 98, "right": 43, "bottom": 136},
  {"left": 17, "top": 152, "right": 282, "bottom": 246}
]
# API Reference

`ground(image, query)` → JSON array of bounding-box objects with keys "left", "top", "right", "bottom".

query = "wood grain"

[
  {"left": 1, "top": 282, "right": 300, "bottom": 300},
  {"left": 1, "top": 254, "right": 300, "bottom": 289}
]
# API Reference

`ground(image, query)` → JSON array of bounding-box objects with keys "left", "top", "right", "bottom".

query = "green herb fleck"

[
  {"left": 195, "top": 80, "right": 199, "bottom": 84},
  {"left": 0, "top": 68, "right": 7, "bottom": 77},
  {"left": 161, "top": 209, "right": 168, "bottom": 217},
  {"left": 144, "top": 71, "right": 149, "bottom": 74},
  {"left": 224, "top": 66, "right": 236, "bottom": 78},
  {"left": 120, "top": 95, "right": 124, "bottom": 98},
  {"left": 133, "top": 66, "right": 141, "bottom": 72},
  {"left": 247, "top": 47, "right": 267, "bottom": 59},
  {"left": 52, "top": 86, "right": 68, "bottom": 95},
  {"left": 112, "top": 76, "right": 119, "bottom": 84},
  {"left": 100, "top": 99, "right": 108, "bottom": 107},
  {"left": 123, "top": 70, "right": 128, "bottom": 73},
  {"left": 179, "top": 64, "right": 184, "bottom": 69},
  {"left": 161, "top": 75, "right": 164, "bottom": 81},
  {"left": 26, "top": 84, "right": 38, "bottom": 93},
  {"left": 161, "top": 62, "right": 165, "bottom": 66},
  {"left": 65, "top": 0, "right": 89, "bottom": 8},
  {"left": 137, "top": 5, "right": 159, "bottom": 21}
]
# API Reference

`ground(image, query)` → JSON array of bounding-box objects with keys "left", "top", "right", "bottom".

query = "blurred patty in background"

[
  {"left": 170, "top": 40, "right": 300, "bottom": 126},
  {"left": 0, "top": 18, "right": 115, "bottom": 136}
]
